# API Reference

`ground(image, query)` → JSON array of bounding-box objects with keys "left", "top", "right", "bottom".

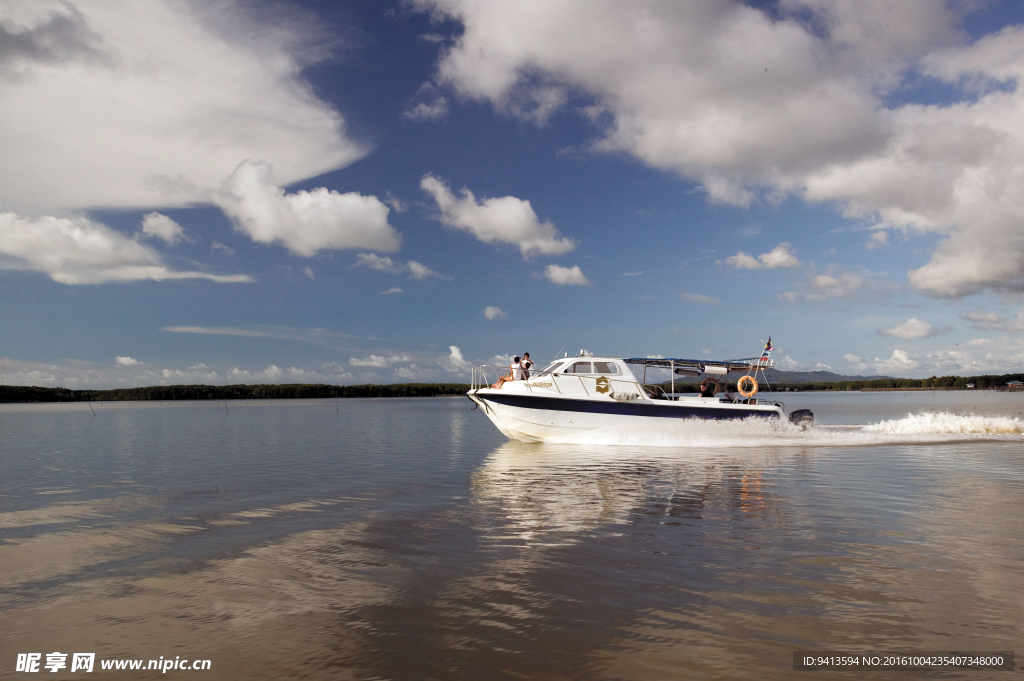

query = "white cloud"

[
  {"left": 348, "top": 354, "right": 411, "bottom": 367},
  {"left": 301, "top": 266, "right": 315, "bottom": 280},
  {"left": 680, "top": 292, "right": 719, "bottom": 304},
  {"left": 0, "top": 356, "right": 365, "bottom": 389},
  {"left": 162, "top": 325, "right": 361, "bottom": 350},
  {"left": 847, "top": 349, "right": 920, "bottom": 375},
  {"left": 417, "top": 0, "right": 905, "bottom": 184},
  {"left": 227, "top": 364, "right": 339, "bottom": 384},
  {"left": 394, "top": 364, "right": 424, "bottom": 380},
  {"left": 483, "top": 306, "right": 507, "bottom": 319},
  {"left": 403, "top": 97, "right": 449, "bottom": 121},
  {"left": 758, "top": 243, "right": 801, "bottom": 268},
  {"left": 115, "top": 356, "right": 139, "bottom": 366},
  {"left": 724, "top": 252, "right": 761, "bottom": 270},
  {"left": 407, "top": 261, "right": 441, "bottom": 279},
  {"left": 866, "top": 230, "right": 888, "bottom": 250},
  {"left": 355, "top": 253, "right": 443, "bottom": 279},
  {"left": 837, "top": 345, "right": 1024, "bottom": 377},
  {"left": 414, "top": 1, "right": 1024, "bottom": 298},
  {"left": 780, "top": 265, "right": 890, "bottom": 303},
  {"left": 421, "top": 174, "right": 574, "bottom": 258},
  {"left": 349, "top": 355, "right": 388, "bottom": 368},
  {"left": 164, "top": 326, "right": 280, "bottom": 339},
  {"left": 544, "top": 264, "right": 590, "bottom": 286},
  {"left": 877, "top": 317, "right": 952, "bottom": 339},
  {"left": 774, "top": 354, "right": 801, "bottom": 370},
  {"left": 384, "top": 193, "right": 407, "bottom": 213},
  {"left": 963, "top": 308, "right": 1024, "bottom": 333},
  {"left": 963, "top": 310, "right": 1003, "bottom": 327},
  {"left": 210, "top": 241, "right": 234, "bottom": 256},
  {"left": 805, "top": 271, "right": 863, "bottom": 301},
  {"left": 0, "top": 0, "right": 365, "bottom": 216},
  {"left": 355, "top": 253, "right": 401, "bottom": 273},
  {"left": 0, "top": 211, "right": 252, "bottom": 285},
  {"left": 1, "top": 354, "right": 441, "bottom": 387},
  {"left": 725, "top": 243, "right": 800, "bottom": 269},
  {"left": 226, "top": 364, "right": 279, "bottom": 382},
  {"left": 379, "top": 287, "right": 403, "bottom": 295},
  {"left": 139, "top": 213, "right": 186, "bottom": 246},
  {"left": 402, "top": 82, "right": 450, "bottom": 121},
  {"left": 215, "top": 161, "right": 400, "bottom": 257},
  {"left": 445, "top": 345, "right": 472, "bottom": 372}
]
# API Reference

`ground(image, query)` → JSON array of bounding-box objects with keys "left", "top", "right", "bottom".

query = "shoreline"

[
  {"left": 2, "top": 378, "right": 1023, "bottom": 404},
  {"left": 0, "top": 383, "right": 471, "bottom": 404}
]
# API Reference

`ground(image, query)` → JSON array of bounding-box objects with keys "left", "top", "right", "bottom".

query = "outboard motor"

[{"left": 788, "top": 409, "right": 814, "bottom": 429}]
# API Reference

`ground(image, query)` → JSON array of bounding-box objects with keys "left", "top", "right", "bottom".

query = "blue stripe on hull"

[{"left": 480, "top": 393, "right": 779, "bottom": 420}]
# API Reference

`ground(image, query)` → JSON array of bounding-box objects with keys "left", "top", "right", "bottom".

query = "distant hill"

[{"left": 759, "top": 369, "right": 895, "bottom": 384}]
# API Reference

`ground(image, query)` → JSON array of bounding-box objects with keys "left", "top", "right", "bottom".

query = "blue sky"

[{"left": 4, "top": 0, "right": 1024, "bottom": 387}]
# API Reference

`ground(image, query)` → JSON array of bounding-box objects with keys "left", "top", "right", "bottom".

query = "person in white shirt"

[{"left": 492, "top": 356, "right": 521, "bottom": 389}]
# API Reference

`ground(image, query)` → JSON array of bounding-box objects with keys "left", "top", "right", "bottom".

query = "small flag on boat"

[{"left": 761, "top": 337, "right": 773, "bottom": 359}]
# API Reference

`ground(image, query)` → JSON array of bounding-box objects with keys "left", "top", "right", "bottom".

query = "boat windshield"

[{"left": 539, "top": 361, "right": 565, "bottom": 374}]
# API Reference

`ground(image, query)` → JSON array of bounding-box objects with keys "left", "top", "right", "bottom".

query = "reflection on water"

[
  {"left": 1, "top": 395, "right": 1023, "bottom": 679},
  {"left": 470, "top": 442, "right": 791, "bottom": 541}
]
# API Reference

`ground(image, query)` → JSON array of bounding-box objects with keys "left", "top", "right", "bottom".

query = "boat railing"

[
  {"left": 471, "top": 365, "right": 503, "bottom": 390},
  {"left": 471, "top": 365, "right": 567, "bottom": 393},
  {"left": 471, "top": 365, "right": 649, "bottom": 397}
]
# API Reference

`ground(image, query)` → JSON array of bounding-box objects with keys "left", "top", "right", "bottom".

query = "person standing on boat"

[{"left": 520, "top": 353, "right": 534, "bottom": 379}]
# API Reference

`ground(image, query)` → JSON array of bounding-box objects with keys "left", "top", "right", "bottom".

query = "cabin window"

[
  {"left": 593, "top": 362, "right": 619, "bottom": 374},
  {"left": 542, "top": 361, "right": 564, "bottom": 374},
  {"left": 566, "top": 361, "right": 592, "bottom": 373}
]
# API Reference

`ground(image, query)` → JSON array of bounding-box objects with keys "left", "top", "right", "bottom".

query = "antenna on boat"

[{"left": 751, "top": 337, "right": 773, "bottom": 392}]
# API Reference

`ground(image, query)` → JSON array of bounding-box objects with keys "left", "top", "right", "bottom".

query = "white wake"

[
  {"left": 863, "top": 411, "right": 1024, "bottom": 435},
  {"left": 541, "top": 411, "right": 1024, "bottom": 448}
]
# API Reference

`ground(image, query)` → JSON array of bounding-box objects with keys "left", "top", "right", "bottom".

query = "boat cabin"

[{"left": 519, "top": 356, "right": 640, "bottom": 398}]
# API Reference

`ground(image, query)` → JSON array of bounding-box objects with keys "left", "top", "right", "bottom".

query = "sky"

[{"left": 4, "top": 0, "right": 1024, "bottom": 388}]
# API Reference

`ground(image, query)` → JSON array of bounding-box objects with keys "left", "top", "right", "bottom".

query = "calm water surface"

[{"left": 2, "top": 392, "right": 1023, "bottom": 679}]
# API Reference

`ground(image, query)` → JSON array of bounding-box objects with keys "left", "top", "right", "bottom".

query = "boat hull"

[{"left": 468, "top": 389, "right": 782, "bottom": 443}]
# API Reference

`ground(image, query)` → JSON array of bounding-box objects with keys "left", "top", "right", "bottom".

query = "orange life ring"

[{"left": 737, "top": 375, "right": 758, "bottom": 397}]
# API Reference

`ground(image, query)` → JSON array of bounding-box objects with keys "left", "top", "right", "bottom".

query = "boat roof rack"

[{"left": 623, "top": 357, "right": 774, "bottom": 372}]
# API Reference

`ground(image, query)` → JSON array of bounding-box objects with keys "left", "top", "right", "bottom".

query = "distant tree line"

[
  {"left": 0, "top": 383, "right": 472, "bottom": 404},
  {"left": 2, "top": 372, "right": 1023, "bottom": 404}
]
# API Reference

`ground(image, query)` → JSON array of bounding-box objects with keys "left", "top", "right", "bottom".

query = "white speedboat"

[{"left": 467, "top": 351, "right": 813, "bottom": 443}]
